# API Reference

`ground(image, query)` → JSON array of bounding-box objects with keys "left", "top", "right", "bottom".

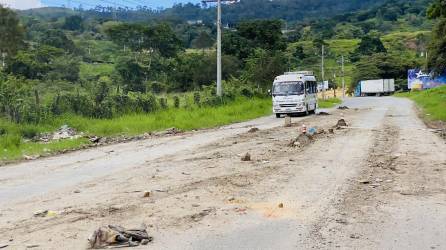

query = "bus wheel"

[{"left": 275, "top": 113, "right": 281, "bottom": 118}]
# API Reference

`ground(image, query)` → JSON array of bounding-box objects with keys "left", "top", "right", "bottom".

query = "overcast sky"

[{"left": 0, "top": 0, "right": 202, "bottom": 10}]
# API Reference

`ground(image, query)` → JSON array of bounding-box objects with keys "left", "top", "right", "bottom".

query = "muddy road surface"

[{"left": 0, "top": 97, "right": 445, "bottom": 250}]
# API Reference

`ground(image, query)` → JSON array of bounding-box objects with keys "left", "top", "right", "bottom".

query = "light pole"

[{"left": 202, "top": 0, "right": 234, "bottom": 97}]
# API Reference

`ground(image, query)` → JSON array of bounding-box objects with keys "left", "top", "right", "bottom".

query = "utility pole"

[
  {"left": 341, "top": 55, "right": 345, "bottom": 99},
  {"left": 202, "top": 0, "right": 234, "bottom": 97},
  {"left": 321, "top": 44, "right": 325, "bottom": 100},
  {"left": 113, "top": 0, "right": 117, "bottom": 21},
  {"left": 217, "top": 0, "right": 222, "bottom": 97}
]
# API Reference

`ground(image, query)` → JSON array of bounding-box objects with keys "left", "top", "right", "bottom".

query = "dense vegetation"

[{"left": 0, "top": 0, "right": 444, "bottom": 161}]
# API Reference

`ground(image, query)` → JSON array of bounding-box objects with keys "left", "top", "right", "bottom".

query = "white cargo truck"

[{"left": 359, "top": 79, "right": 395, "bottom": 96}]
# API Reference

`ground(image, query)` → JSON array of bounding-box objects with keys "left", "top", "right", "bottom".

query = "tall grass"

[
  {"left": 318, "top": 98, "right": 342, "bottom": 108},
  {"left": 396, "top": 86, "right": 446, "bottom": 121},
  {"left": 0, "top": 97, "right": 272, "bottom": 162}
]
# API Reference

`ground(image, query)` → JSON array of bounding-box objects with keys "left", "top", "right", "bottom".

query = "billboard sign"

[{"left": 408, "top": 69, "right": 446, "bottom": 90}]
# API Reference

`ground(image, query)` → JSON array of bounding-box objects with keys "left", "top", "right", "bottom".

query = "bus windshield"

[{"left": 273, "top": 82, "right": 304, "bottom": 96}]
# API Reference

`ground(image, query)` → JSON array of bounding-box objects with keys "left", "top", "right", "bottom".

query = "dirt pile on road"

[{"left": 289, "top": 134, "right": 314, "bottom": 148}]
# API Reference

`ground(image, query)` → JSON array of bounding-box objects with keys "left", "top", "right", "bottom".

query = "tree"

[
  {"left": 63, "top": 15, "right": 84, "bottom": 31},
  {"left": 350, "top": 35, "right": 387, "bottom": 62},
  {"left": 115, "top": 56, "right": 146, "bottom": 93},
  {"left": 7, "top": 45, "right": 65, "bottom": 79},
  {"left": 237, "top": 20, "right": 287, "bottom": 52},
  {"left": 192, "top": 31, "right": 214, "bottom": 50},
  {"left": 222, "top": 32, "right": 253, "bottom": 60},
  {"left": 46, "top": 55, "right": 81, "bottom": 82},
  {"left": 242, "top": 48, "right": 287, "bottom": 89},
  {"left": 0, "top": 75, "right": 31, "bottom": 123},
  {"left": 0, "top": 5, "right": 25, "bottom": 63},
  {"left": 105, "top": 22, "right": 183, "bottom": 58},
  {"left": 38, "top": 29, "right": 76, "bottom": 53},
  {"left": 427, "top": 0, "right": 446, "bottom": 75},
  {"left": 333, "top": 23, "right": 364, "bottom": 39}
]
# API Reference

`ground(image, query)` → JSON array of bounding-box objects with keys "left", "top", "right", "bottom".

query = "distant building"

[{"left": 187, "top": 20, "right": 203, "bottom": 25}]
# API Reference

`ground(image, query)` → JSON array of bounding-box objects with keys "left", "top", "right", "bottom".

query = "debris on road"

[
  {"left": 284, "top": 116, "right": 292, "bottom": 127},
  {"left": 278, "top": 203, "right": 284, "bottom": 208},
  {"left": 88, "top": 224, "right": 152, "bottom": 249},
  {"left": 289, "top": 134, "right": 313, "bottom": 148},
  {"left": 158, "top": 127, "right": 183, "bottom": 136},
  {"left": 143, "top": 191, "right": 151, "bottom": 198},
  {"left": 317, "top": 111, "right": 330, "bottom": 116},
  {"left": 248, "top": 127, "right": 260, "bottom": 133},
  {"left": 190, "top": 208, "right": 214, "bottom": 222},
  {"left": 301, "top": 124, "right": 307, "bottom": 134},
  {"left": 0, "top": 244, "right": 8, "bottom": 249},
  {"left": 358, "top": 180, "right": 371, "bottom": 184},
  {"left": 26, "top": 244, "right": 40, "bottom": 248},
  {"left": 24, "top": 155, "right": 39, "bottom": 160},
  {"left": 350, "top": 233, "right": 360, "bottom": 239},
  {"left": 89, "top": 136, "right": 101, "bottom": 144},
  {"left": 33, "top": 210, "right": 57, "bottom": 217},
  {"left": 308, "top": 127, "right": 317, "bottom": 135},
  {"left": 40, "top": 125, "right": 80, "bottom": 142},
  {"left": 241, "top": 152, "right": 251, "bottom": 161},
  {"left": 335, "top": 119, "right": 348, "bottom": 128},
  {"left": 338, "top": 106, "right": 350, "bottom": 110}
]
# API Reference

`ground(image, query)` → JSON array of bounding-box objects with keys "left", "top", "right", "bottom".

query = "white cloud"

[{"left": 0, "top": 0, "right": 43, "bottom": 10}]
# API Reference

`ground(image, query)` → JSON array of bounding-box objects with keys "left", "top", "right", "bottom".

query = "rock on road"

[{"left": 0, "top": 97, "right": 445, "bottom": 250}]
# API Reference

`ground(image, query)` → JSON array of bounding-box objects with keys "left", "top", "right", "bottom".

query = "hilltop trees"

[
  {"left": 62, "top": 15, "right": 84, "bottom": 31},
  {"left": 223, "top": 20, "right": 286, "bottom": 60},
  {"left": 350, "top": 35, "right": 387, "bottom": 62},
  {"left": 105, "top": 22, "right": 183, "bottom": 58},
  {"left": 427, "top": 0, "right": 446, "bottom": 75}
]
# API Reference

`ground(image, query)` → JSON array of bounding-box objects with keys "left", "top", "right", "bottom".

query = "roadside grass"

[
  {"left": 318, "top": 97, "right": 342, "bottom": 108},
  {"left": 395, "top": 86, "right": 446, "bottom": 121},
  {"left": 0, "top": 97, "right": 272, "bottom": 162}
]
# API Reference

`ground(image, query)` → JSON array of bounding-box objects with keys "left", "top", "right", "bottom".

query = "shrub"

[
  {"left": 0, "top": 134, "right": 21, "bottom": 149},
  {"left": 159, "top": 97, "right": 168, "bottom": 109},
  {"left": 193, "top": 92, "right": 201, "bottom": 106},
  {"left": 173, "top": 96, "right": 180, "bottom": 108},
  {"left": 240, "top": 87, "right": 254, "bottom": 98},
  {"left": 20, "top": 126, "right": 39, "bottom": 139}
]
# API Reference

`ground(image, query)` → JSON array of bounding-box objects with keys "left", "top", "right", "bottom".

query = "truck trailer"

[{"left": 355, "top": 79, "right": 395, "bottom": 96}]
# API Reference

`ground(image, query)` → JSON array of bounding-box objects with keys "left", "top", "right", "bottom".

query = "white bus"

[{"left": 271, "top": 71, "right": 318, "bottom": 118}]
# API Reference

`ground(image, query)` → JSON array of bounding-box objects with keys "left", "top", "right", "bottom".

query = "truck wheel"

[{"left": 275, "top": 113, "right": 281, "bottom": 118}]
